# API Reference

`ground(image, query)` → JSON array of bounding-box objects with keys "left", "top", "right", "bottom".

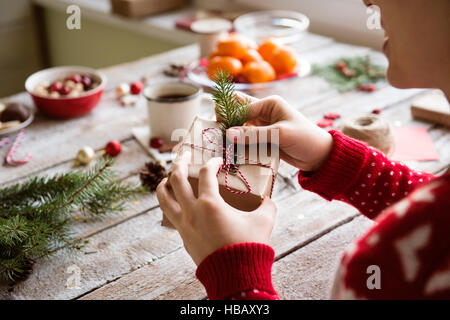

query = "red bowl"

[{"left": 25, "top": 66, "right": 107, "bottom": 118}]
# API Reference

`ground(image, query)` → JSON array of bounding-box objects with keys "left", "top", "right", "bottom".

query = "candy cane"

[
  {"left": 0, "top": 137, "right": 10, "bottom": 149},
  {"left": 5, "top": 130, "right": 32, "bottom": 166}
]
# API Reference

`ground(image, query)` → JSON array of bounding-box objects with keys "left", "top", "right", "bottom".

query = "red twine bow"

[
  {"left": 2, "top": 129, "right": 32, "bottom": 166},
  {"left": 183, "top": 127, "right": 276, "bottom": 196}
]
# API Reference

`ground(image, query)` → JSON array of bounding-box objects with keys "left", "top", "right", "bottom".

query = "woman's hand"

[
  {"left": 225, "top": 94, "right": 333, "bottom": 172},
  {"left": 156, "top": 152, "right": 277, "bottom": 265}
]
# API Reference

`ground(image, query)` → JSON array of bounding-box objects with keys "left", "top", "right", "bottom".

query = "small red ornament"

[
  {"left": 130, "top": 81, "right": 143, "bottom": 95},
  {"left": 372, "top": 108, "right": 381, "bottom": 114},
  {"left": 324, "top": 112, "right": 341, "bottom": 120},
  {"left": 150, "top": 137, "right": 164, "bottom": 149},
  {"left": 105, "top": 140, "right": 121, "bottom": 156},
  {"left": 317, "top": 119, "right": 334, "bottom": 128}
]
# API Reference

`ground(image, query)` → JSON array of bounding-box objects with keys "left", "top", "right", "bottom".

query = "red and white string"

[{"left": 183, "top": 127, "right": 276, "bottom": 196}]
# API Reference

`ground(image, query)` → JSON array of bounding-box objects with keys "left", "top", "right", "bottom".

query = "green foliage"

[
  {"left": 312, "top": 56, "right": 386, "bottom": 92},
  {"left": 213, "top": 70, "right": 250, "bottom": 131},
  {"left": 0, "top": 159, "right": 145, "bottom": 284}
]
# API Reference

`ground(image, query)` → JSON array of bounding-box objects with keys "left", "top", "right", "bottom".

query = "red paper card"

[{"left": 389, "top": 127, "right": 439, "bottom": 161}]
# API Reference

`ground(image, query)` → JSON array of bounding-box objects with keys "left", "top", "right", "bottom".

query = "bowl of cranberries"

[{"left": 25, "top": 66, "right": 107, "bottom": 118}]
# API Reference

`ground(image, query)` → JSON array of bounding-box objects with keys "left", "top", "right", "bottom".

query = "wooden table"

[{"left": 1, "top": 33, "right": 448, "bottom": 300}]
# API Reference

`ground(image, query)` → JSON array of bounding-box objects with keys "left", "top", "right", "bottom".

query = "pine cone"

[{"left": 140, "top": 161, "right": 167, "bottom": 191}]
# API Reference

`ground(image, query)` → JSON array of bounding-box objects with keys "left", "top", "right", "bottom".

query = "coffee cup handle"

[{"left": 200, "top": 92, "right": 216, "bottom": 119}]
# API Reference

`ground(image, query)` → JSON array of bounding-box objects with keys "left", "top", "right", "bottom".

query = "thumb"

[
  {"left": 226, "top": 125, "right": 279, "bottom": 145},
  {"left": 252, "top": 196, "right": 277, "bottom": 222}
]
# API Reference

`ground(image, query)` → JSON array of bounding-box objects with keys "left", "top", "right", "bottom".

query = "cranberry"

[
  {"left": 105, "top": 140, "right": 121, "bottom": 156},
  {"left": 81, "top": 75, "right": 92, "bottom": 90},
  {"left": 130, "top": 81, "right": 143, "bottom": 95},
  {"left": 150, "top": 137, "right": 164, "bottom": 149},
  {"left": 359, "top": 84, "right": 376, "bottom": 92},
  {"left": 59, "top": 85, "right": 71, "bottom": 95},
  {"left": 359, "top": 84, "right": 368, "bottom": 91},
  {"left": 50, "top": 81, "right": 63, "bottom": 92},
  {"left": 372, "top": 108, "right": 381, "bottom": 114},
  {"left": 317, "top": 119, "right": 334, "bottom": 128},
  {"left": 67, "top": 74, "right": 82, "bottom": 83},
  {"left": 324, "top": 112, "right": 341, "bottom": 120},
  {"left": 233, "top": 75, "right": 248, "bottom": 83},
  {"left": 336, "top": 61, "right": 346, "bottom": 70},
  {"left": 341, "top": 68, "right": 355, "bottom": 77}
]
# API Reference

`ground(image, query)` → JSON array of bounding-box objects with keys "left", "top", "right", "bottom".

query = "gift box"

[
  {"left": 111, "top": 0, "right": 186, "bottom": 18},
  {"left": 162, "top": 117, "right": 279, "bottom": 228}
]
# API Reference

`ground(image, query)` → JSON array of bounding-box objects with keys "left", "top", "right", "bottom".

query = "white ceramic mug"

[
  {"left": 144, "top": 82, "right": 209, "bottom": 142},
  {"left": 191, "top": 18, "right": 232, "bottom": 58}
]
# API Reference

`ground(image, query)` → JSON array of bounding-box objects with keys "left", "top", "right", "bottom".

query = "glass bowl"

[{"left": 233, "top": 10, "right": 310, "bottom": 44}]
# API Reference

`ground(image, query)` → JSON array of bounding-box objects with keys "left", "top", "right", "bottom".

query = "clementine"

[
  {"left": 268, "top": 46, "right": 298, "bottom": 75},
  {"left": 240, "top": 49, "right": 263, "bottom": 65},
  {"left": 207, "top": 56, "right": 243, "bottom": 80},
  {"left": 242, "top": 61, "right": 276, "bottom": 83},
  {"left": 216, "top": 34, "right": 253, "bottom": 59},
  {"left": 257, "top": 39, "right": 280, "bottom": 62}
]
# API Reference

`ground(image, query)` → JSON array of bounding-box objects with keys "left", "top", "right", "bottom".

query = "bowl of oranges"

[{"left": 187, "top": 33, "right": 311, "bottom": 91}]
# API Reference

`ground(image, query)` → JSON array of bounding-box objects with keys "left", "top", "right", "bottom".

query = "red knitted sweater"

[{"left": 196, "top": 130, "right": 450, "bottom": 299}]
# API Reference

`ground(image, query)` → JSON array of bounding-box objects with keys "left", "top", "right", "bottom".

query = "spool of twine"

[{"left": 341, "top": 114, "right": 394, "bottom": 154}]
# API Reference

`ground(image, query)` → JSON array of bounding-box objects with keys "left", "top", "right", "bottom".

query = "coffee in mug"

[{"left": 144, "top": 82, "right": 206, "bottom": 143}]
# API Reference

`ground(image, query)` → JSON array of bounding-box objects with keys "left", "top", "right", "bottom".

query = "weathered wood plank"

[{"left": 272, "top": 215, "right": 373, "bottom": 300}]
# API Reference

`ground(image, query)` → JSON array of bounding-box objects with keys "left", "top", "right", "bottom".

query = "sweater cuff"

[
  {"left": 298, "top": 130, "right": 369, "bottom": 200},
  {"left": 196, "top": 243, "right": 276, "bottom": 300}
]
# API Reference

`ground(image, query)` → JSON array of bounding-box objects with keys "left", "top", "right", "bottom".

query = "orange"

[
  {"left": 207, "top": 56, "right": 243, "bottom": 80},
  {"left": 240, "top": 49, "right": 263, "bottom": 65},
  {"left": 216, "top": 34, "right": 253, "bottom": 59},
  {"left": 268, "top": 46, "right": 298, "bottom": 75},
  {"left": 257, "top": 39, "right": 280, "bottom": 62},
  {"left": 208, "top": 50, "right": 221, "bottom": 60},
  {"left": 242, "top": 61, "right": 276, "bottom": 83}
]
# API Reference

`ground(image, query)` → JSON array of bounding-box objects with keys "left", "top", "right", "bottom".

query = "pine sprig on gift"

[
  {"left": 213, "top": 70, "right": 250, "bottom": 131},
  {"left": 0, "top": 159, "right": 146, "bottom": 284},
  {"left": 312, "top": 56, "right": 386, "bottom": 92}
]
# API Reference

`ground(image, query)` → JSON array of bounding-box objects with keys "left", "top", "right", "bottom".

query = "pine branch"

[
  {"left": 312, "top": 56, "right": 386, "bottom": 92},
  {"left": 213, "top": 70, "right": 250, "bottom": 131},
  {"left": 0, "top": 159, "right": 146, "bottom": 284}
]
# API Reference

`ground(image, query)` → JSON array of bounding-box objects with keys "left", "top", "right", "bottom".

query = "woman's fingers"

[
  {"left": 246, "top": 95, "right": 288, "bottom": 123},
  {"left": 226, "top": 124, "right": 279, "bottom": 145},
  {"left": 234, "top": 91, "right": 258, "bottom": 104},
  {"left": 156, "top": 178, "right": 182, "bottom": 227},
  {"left": 198, "top": 157, "right": 223, "bottom": 197},
  {"left": 169, "top": 151, "right": 196, "bottom": 210}
]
